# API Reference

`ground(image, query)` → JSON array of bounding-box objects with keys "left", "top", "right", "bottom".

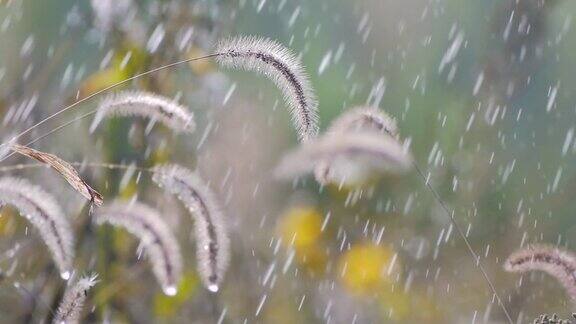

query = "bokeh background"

[{"left": 0, "top": 0, "right": 575, "bottom": 322}]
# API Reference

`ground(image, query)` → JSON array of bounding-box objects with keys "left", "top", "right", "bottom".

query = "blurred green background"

[{"left": 0, "top": 0, "right": 575, "bottom": 322}]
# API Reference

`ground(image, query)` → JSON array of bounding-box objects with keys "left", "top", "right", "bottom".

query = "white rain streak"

[
  {"left": 256, "top": 0, "right": 267, "bottom": 13},
  {"left": 551, "top": 167, "right": 563, "bottom": 193},
  {"left": 288, "top": 6, "right": 300, "bottom": 28},
  {"left": 473, "top": 71, "right": 484, "bottom": 96},
  {"left": 318, "top": 50, "right": 332, "bottom": 75},
  {"left": 53, "top": 274, "right": 98, "bottom": 324},
  {"left": 20, "top": 35, "right": 34, "bottom": 57},
  {"left": 222, "top": 82, "right": 237, "bottom": 106},
  {"left": 90, "top": 91, "right": 195, "bottom": 134},
  {"left": 152, "top": 164, "right": 230, "bottom": 292},
  {"left": 357, "top": 12, "right": 370, "bottom": 34},
  {"left": 93, "top": 201, "right": 182, "bottom": 296},
  {"left": 275, "top": 131, "right": 413, "bottom": 181},
  {"left": 334, "top": 42, "right": 346, "bottom": 63},
  {"left": 503, "top": 10, "right": 515, "bottom": 41},
  {"left": 562, "top": 127, "right": 574, "bottom": 156},
  {"left": 546, "top": 84, "right": 559, "bottom": 112},
  {"left": 439, "top": 31, "right": 464, "bottom": 73},
  {"left": 3, "top": 94, "right": 38, "bottom": 125},
  {"left": 146, "top": 24, "right": 165, "bottom": 54},
  {"left": 366, "top": 77, "right": 386, "bottom": 108},
  {"left": 0, "top": 177, "right": 74, "bottom": 279},
  {"left": 215, "top": 35, "right": 319, "bottom": 142}
]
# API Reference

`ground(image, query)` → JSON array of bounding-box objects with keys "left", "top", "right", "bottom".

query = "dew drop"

[
  {"left": 164, "top": 286, "right": 177, "bottom": 296},
  {"left": 208, "top": 283, "right": 219, "bottom": 292},
  {"left": 60, "top": 271, "right": 71, "bottom": 280}
]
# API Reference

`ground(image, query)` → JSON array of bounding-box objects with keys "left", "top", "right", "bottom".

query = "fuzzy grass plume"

[
  {"left": 152, "top": 164, "right": 229, "bottom": 292},
  {"left": 53, "top": 273, "right": 98, "bottom": 324},
  {"left": 0, "top": 177, "right": 74, "bottom": 279},
  {"left": 504, "top": 244, "right": 576, "bottom": 301},
  {"left": 216, "top": 35, "right": 318, "bottom": 142},
  {"left": 276, "top": 131, "right": 412, "bottom": 184},
  {"left": 90, "top": 91, "right": 195, "bottom": 134},
  {"left": 314, "top": 106, "right": 400, "bottom": 184},
  {"left": 93, "top": 201, "right": 182, "bottom": 295},
  {"left": 10, "top": 144, "right": 103, "bottom": 206},
  {"left": 325, "top": 106, "right": 398, "bottom": 138}
]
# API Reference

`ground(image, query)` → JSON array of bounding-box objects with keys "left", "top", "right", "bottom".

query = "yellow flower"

[
  {"left": 150, "top": 146, "right": 171, "bottom": 165},
  {"left": 338, "top": 243, "right": 399, "bottom": 295},
  {"left": 80, "top": 67, "right": 128, "bottom": 97},
  {"left": 80, "top": 43, "right": 148, "bottom": 98},
  {"left": 0, "top": 208, "right": 16, "bottom": 236},
  {"left": 118, "top": 179, "right": 138, "bottom": 200},
  {"left": 278, "top": 206, "right": 327, "bottom": 274},
  {"left": 279, "top": 206, "right": 323, "bottom": 250}
]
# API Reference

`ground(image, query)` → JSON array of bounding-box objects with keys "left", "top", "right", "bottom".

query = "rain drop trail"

[{"left": 255, "top": 294, "right": 267, "bottom": 317}]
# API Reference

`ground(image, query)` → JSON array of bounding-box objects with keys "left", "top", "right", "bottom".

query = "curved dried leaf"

[{"left": 10, "top": 144, "right": 103, "bottom": 206}]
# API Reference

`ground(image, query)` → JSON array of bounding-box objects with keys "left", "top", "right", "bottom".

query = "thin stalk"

[
  {"left": 412, "top": 162, "right": 513, "bottom": 324},
  {"left": 0, "top": 53, "right": 221, "bottom": 150}
]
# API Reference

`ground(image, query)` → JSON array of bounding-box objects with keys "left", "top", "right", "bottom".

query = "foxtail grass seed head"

[
  {"left": 93, "top": 201, "right": 182, "bottom": 295},
  {"left": 152, "top": 164, "right": 230, "bottom": 292},
  {"left": 505, "top": 244, "right": 576, "bottom": 301},
  {"left": 53, "top": 273, "right": 98, "bottom": 324},
  {"left": 314, "top": 106, "right": 400, "bottom": 185},
  {"left": 326, "top": 106, "right": 398, "bottom": 138},
  {"left": 90, "top": 91, "right": 195, "bottom": 134},
  {"left": 276, "top": 132, "right": 412, "bottom": 185},
  {"left": 216, "top": 35, "right": 318, "bottom": 142},
  {"left": 0, "top": 177, "right": 74, "bottom": 279}
]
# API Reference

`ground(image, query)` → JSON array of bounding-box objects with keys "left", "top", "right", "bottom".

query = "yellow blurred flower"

[
  {"left": 150, "top": 146, "right": 171, "bottom": 165},
  {"left": 338, "top": 243, "right": 399, "bottom": 295},
  {"left": 0, "top": 208, "right": 16, "bottom": 236},
  {"left": 279, "top": 206, "right": 323, "bottom": 250},
  {"left": 80, "top": 67, "right": 128, "bottom": 97},
  {"left": 80, "top": 43, "right": 148, "bottom": 98},
  {"left": 118, "top": 179, "right": 138, "bottom": 200},
  {"left": 278, "top": 206, "right": 327, "bottom": 274}
]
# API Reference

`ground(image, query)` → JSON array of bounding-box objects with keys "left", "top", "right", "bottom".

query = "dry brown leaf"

[{"left": 10, "top": 144, "right": 103, "bottom": 206}]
